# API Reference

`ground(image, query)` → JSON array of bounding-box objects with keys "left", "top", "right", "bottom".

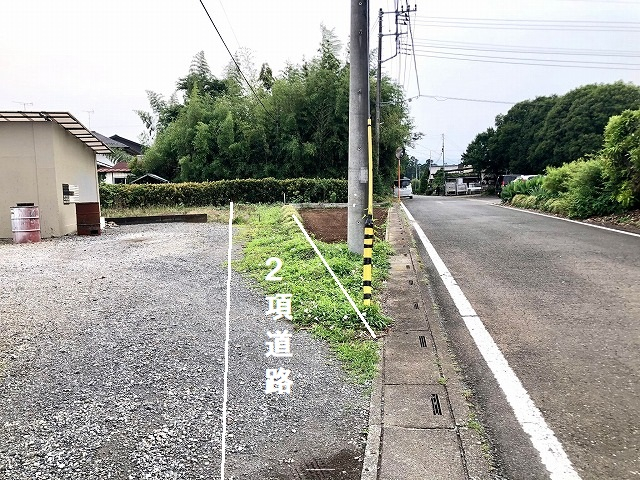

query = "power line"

[
  {"left": 415, "top": 15, "right": 640, "bottom": 25},
  {"left": 409, "top": 94, "right": 516, "bottom": 105},
  {"left": 412, "top": 18, "right": 640, "bottom": 32},
  {"left": 403, "top": 48, "right": 640, "bottom": 70},
  {"left": 405, "top": 47, "right": 640, "bottom": 66},
  {"left": 406, "top": 1, "right": 420, "bottom": 97},
  {"left": 411, "top": 39, "right": 640, "bottom": 58},
  {"left": 197, "top": 0, "right": 274, "bottom": 119},
  {"left": 216, "top": 0, "right": 241, "bottom": 49}
]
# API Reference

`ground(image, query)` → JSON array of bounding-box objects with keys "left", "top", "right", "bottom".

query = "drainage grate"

[
  {"left": 418, "top": 335, "right": 427, "bottom": 348},
  {"left": 431, "top": 393, "right": 443, "bottom": 415}
]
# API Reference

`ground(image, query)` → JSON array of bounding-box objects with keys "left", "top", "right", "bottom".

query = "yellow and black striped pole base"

[{"left": 363, "top": 215, "right": 374, "bottom": 306}]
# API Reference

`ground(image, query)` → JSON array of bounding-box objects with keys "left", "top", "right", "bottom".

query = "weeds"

[{"left": 235, "top": 205, "right": 392, "bottom": 383}]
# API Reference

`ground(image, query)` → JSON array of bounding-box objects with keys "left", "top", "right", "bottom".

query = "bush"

[{"left": 100, "top": 178, "right": 348, "bottom": 209}]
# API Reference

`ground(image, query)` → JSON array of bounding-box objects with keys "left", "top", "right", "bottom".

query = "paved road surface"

[{"left": 405, "top": 195, "right": 639, "bottom": 480}]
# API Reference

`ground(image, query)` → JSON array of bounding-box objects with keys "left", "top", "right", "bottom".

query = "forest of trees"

[
  {"left": 132, "top": 27, "right": 414, "bottom": 188},
  {"left": 461, "top": 81, "right": 640, "bottom": 176}
]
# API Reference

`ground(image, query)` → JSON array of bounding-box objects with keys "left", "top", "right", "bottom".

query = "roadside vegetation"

[
  {"left": 500, "top": 108, "right": 640, "bottom": 221},
  {"left": 462, "top": 82, "right": 640, "bottom": 176},
  {"left": 131, "top": 26, "right": 414, "bottom": 191},
  {"left": 235, "top": 205, "right": 392, "bottom": 383}
]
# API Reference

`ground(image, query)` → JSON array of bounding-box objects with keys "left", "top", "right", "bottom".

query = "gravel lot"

[{"left": 0, "top": 223, "right": 369, "bottom": 479}]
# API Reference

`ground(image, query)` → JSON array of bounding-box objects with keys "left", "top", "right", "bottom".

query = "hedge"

[{"left": 99, "top": 178, "right": 348, "bottom": 208}]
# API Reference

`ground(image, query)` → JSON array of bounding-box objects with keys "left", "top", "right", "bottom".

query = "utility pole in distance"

[{"left": 347, "top": 0, "right": 369, "bottom": 255}]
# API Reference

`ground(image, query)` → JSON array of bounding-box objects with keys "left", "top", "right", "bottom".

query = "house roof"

[
  {"left": 97, "top": 161, "right": 131, "bottom": 173},
  {"left": 0, "top": 111, "right": 112, "bottom": 154},
  {"left": 110, "top": 135, "right": 143, "bottom": 156},
  {"left": 92, "top": 131, "right": 128, "bottom": 150},
  {"left": 130, "top": 173, "right": 169, "bottom": 184}
]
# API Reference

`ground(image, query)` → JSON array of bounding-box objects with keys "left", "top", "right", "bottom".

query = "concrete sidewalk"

[{"left": 361, "top": 204, "right": 492, "bottom": 480}]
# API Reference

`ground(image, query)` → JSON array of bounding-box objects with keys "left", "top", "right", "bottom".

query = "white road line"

[
  {"left": 400, "top": 202, "right": 581, "bottom": 480},
  {"left": 292, "top": 214, "right": 376, "bottom": 339},
  {"left": 495, "top": 203, "right": 640, "bottom": 238},
  {"left": 220, "top": 202, "right": 234, "bottom": 480}
]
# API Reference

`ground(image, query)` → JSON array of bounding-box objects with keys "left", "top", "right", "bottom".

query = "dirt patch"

[
  {"left": 299, "top": 207, "right": 389, "bottom": 243},
  {"left": 582, "top": 209, "right": 640, "bottom": 235}
]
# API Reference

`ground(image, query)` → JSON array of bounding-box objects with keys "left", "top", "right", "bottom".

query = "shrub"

[
  {"left": 564, "top": 158, "right": 617, "bottom": 218},
  {"left": 100, "top": 178, "right": 348, "bottom": 209}
]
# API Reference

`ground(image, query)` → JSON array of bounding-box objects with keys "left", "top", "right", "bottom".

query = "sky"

[{"left": 1, "top": 0, "right": 639, "bottom": 167}]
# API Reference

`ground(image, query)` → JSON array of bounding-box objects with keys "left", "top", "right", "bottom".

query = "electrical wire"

[
  {"left": 216, "top": 0, "right": 241, "bottom": 49},
  {"left": 405, "top": 48, "right": 640, "bottom": 67},
  {"left": 411, "top": 38, "right": 640, "bottom": 58},
  {"left": 409, "top": 94, "right": 516, "bottom": 105},
  {"left": 412, "top": 19, "right": 640, "bottom": 32},
  {"left": 402, "top": 49, "right": 640, "bottom": 70},
  {"left": 406, "top": 1, "right": 421, "bottom": 97},
  {"left": 197, "top": 0, "right": 274, "bottom": 119}
]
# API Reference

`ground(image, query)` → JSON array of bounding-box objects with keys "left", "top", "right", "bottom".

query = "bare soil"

[
  {"left": 582, "top": 208, "right": 640, "bottom": 234},
  {"left": 299, "top": 207, "right": 389, "bottom": 243}
]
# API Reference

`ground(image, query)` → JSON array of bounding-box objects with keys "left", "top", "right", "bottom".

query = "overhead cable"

[{"left": 197, "top": 0, "right": 274, "bottom": 119}]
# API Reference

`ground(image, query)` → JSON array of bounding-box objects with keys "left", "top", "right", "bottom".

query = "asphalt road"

[{"left": 404, "top": 195, "right": 640, "bottom": 480}]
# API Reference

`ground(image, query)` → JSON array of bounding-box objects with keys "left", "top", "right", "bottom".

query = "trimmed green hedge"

[{"left": 100, "top": 178, "right": 347, "bottom": 208}]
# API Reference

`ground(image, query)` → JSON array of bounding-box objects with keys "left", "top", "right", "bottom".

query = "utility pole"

[
  {"left": 375, "top": 4, "right": 416, "bottom": 176},
  {"left": 347, "top": 0, "right": 369, "bottom": 255},
  {"left": 442, "top": 133, "right": 446, "bottom": 195},
  {"left": 375, "top": 8, "right": 382, "bottom": 172}
]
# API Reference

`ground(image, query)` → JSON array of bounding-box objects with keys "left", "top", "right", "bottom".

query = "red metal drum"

[{"left": 10, "top": 205, "right": 41, "bottom": 244}]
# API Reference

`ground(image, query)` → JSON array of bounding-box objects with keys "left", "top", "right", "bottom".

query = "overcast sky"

[{"left": 2, "top": 1, "right": 639, "bottom": 166}]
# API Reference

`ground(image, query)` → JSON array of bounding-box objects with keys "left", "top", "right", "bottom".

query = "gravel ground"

[{"left": 0, "top": 223, "right": 369, "bottom": 479}]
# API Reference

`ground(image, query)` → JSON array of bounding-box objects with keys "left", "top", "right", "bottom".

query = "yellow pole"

[
  {"left": 363, "top": 119, "right": 374, "bottom": 306},
  {"left": 367, "top": 119, "right": 374, "bottom": 216}
]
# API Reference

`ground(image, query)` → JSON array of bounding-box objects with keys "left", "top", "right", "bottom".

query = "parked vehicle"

[
  {"left": 393, "top": 177, "right": 413, "bottom": 198},
  {"left": 514, "top": 175, "right": 539, "bottom": 182},
  {"left": 496, "top": 174, "right": 520, "bottom": 193}
]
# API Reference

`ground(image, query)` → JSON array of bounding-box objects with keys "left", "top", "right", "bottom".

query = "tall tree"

[{"left": 532, "top": 82, "right": 640, "bottom": 169}]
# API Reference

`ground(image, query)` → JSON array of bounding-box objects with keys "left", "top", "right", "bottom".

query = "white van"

[{"left": 393, "top": 177, "right": 413, "bottom": 199}]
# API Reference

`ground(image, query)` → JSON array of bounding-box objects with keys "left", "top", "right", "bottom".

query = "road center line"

[{"left": 400, "top": 202, "right": 581, "bottom": 480}]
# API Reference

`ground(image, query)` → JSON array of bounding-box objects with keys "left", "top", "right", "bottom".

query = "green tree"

[
  {"left": 532, "top": 82, "right": 640, "bottom": 169},
  {"left": 461, "top": 127, "right": 498, "bottom": 175},
  {"left": 136, "top": 28, "right": 414, "bottom": 184}
]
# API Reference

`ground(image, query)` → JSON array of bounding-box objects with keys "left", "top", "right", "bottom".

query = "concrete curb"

[{"left": 360, "top": 203, "right": 492, "bottom": 480}]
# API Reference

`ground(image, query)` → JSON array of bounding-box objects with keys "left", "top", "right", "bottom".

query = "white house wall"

[
  {"left": 0, "top": 122, "right": 58, "bottom": 238},
  {"left": 52, "top": 124, "right": 99, "bottom": 235},
  {"left": 0, "top": 122, "right": 99, "bottom": 239}
]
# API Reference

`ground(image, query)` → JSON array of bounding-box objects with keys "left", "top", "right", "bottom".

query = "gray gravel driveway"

[{"left": 0, "top": 223, "right": 369, "bottom": 479}]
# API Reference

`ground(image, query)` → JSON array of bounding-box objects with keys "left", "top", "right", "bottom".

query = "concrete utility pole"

[
  {"left": 347, "top": 0, "right": 369, "bottom": 255},
  {"left": 375, "top": 8, "right": 382, "bottom": 172}
]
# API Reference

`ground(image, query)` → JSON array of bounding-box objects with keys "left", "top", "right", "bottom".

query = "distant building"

[
  {"left": 130, "top": 173, "right": 169, "bottom": 184},
  {"left": 0, "top": 111, "right": 110, "bottom": 238},
  {"left": 97, "top": 161, "right": 131, "bottom": 184}
]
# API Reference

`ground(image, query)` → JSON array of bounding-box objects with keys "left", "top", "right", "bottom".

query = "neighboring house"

[
  {"left": 109, "top": 135, "right": 143, "bottom": 156},
  {"left": 93, "top": 132, "right": 144, "bottom": 184},
  {"left": 97, "top": 161, "right": 131, "bottom": 184},
  {"left": 0, "top": 111, "right": 110, "bottom": 239},
  {"left": 92, "top": 131, "right": 129, "bottom": 168},
  {"left": 130, "top": 173, "right": 169, "bottom": 184}
]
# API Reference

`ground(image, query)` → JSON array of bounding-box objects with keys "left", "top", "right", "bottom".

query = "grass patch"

[{"left": 235, "top": 205, "right": 392, "bottom": 383}]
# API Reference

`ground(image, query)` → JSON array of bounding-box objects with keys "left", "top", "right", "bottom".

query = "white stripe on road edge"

[
  {"left": 292, "top": 214, "right": 376, "bottom": 339},
  {"left": 495, "top": 203, "right": 640, "bottom": 238},
  {"left": 400, "top": 202, "right": 581, "bottom": 480},
  {"left": 220, "top": 202, "right": 233, "bottom": 480}
]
